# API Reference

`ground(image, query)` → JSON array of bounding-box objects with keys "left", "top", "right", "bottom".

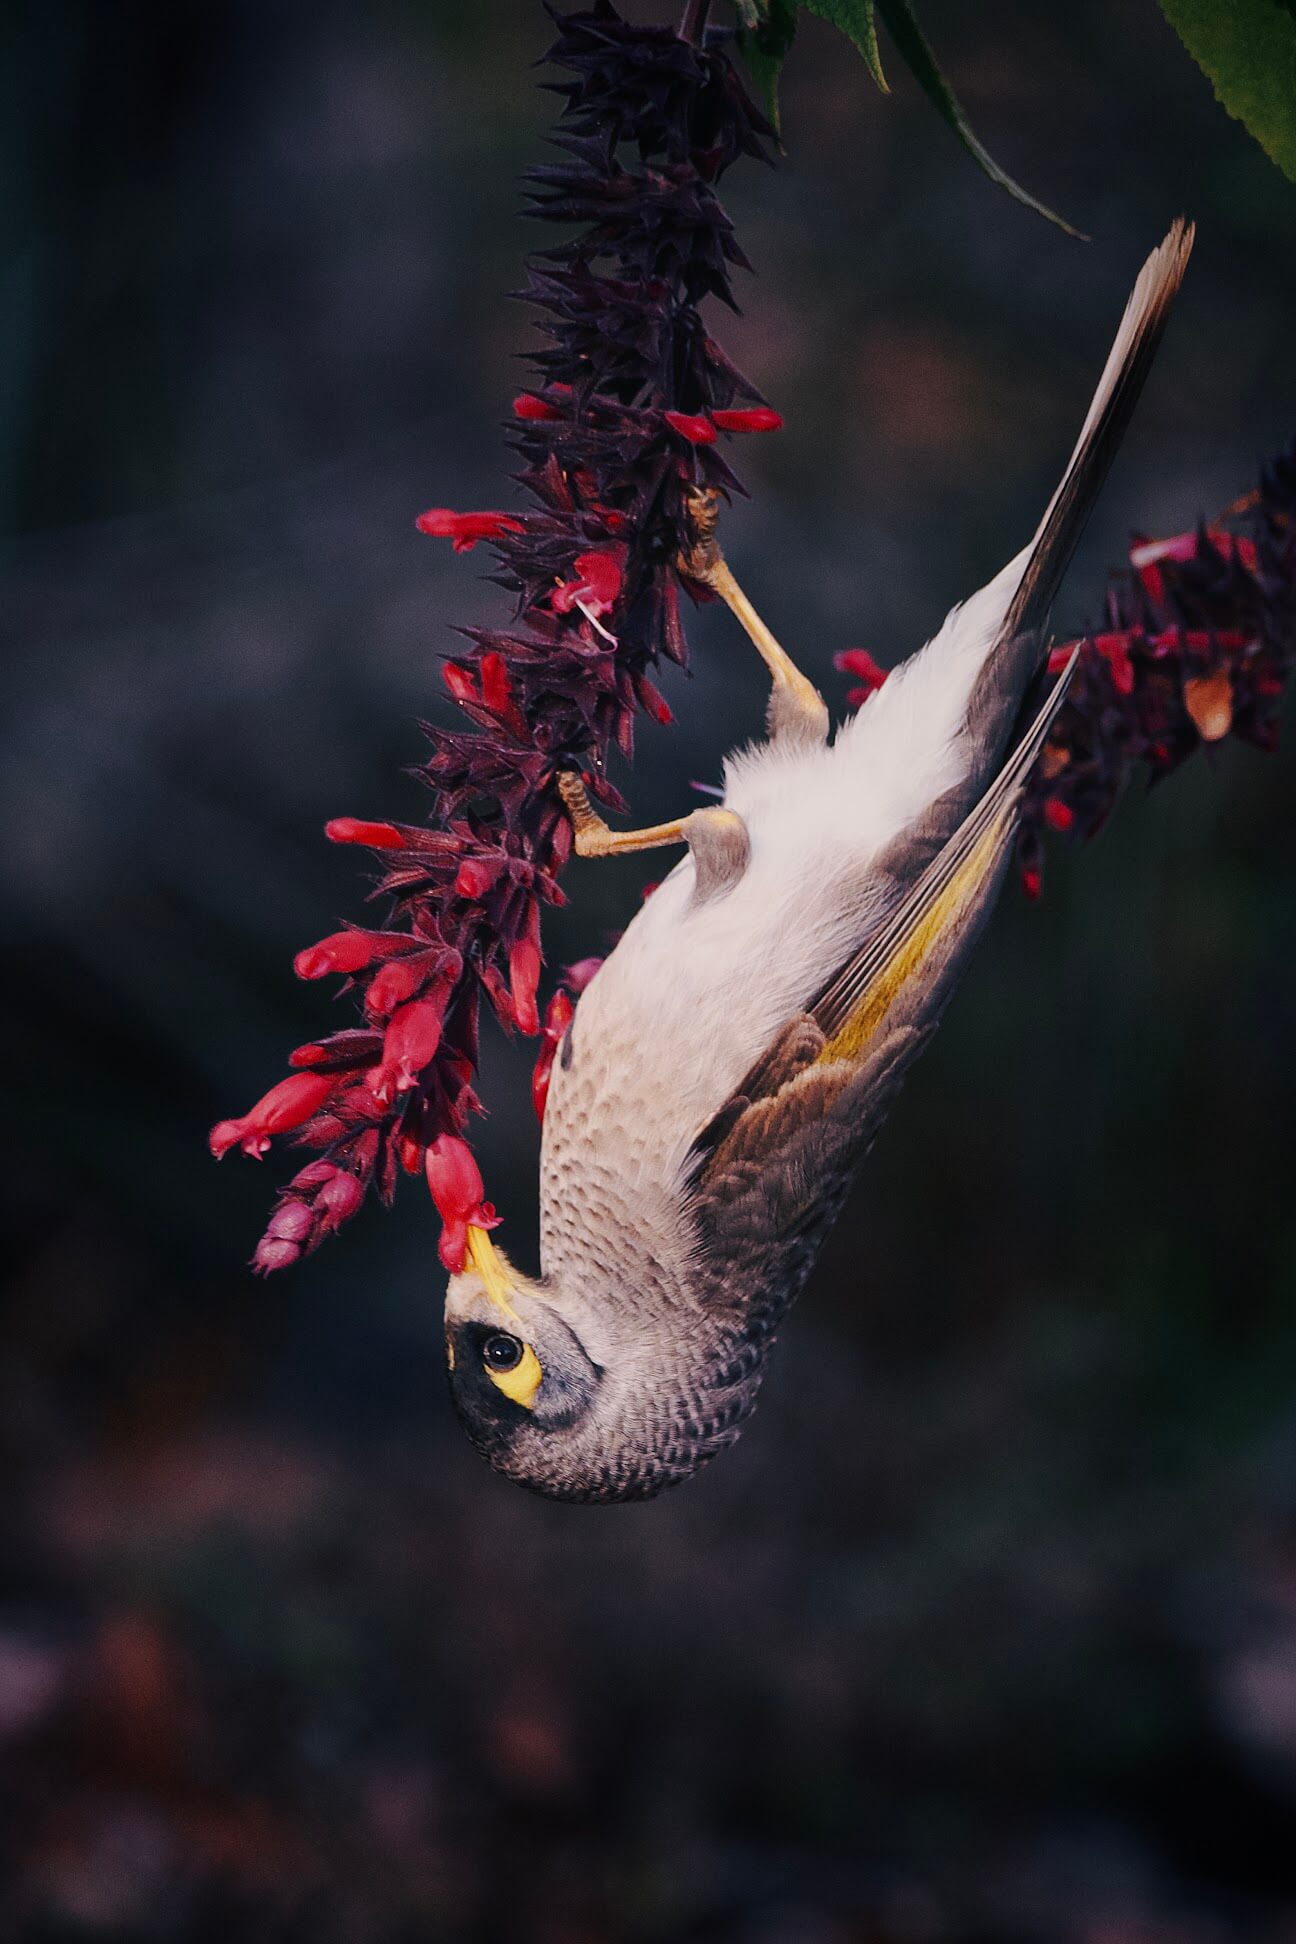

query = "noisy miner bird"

[{"left": 444, "top": 222, "right": 1195, "bottom": 1502}]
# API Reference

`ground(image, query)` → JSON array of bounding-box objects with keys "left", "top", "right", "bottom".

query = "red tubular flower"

[
  {"left": 664, "top": 410, "right": 716, "bottom": 445},
  {"left": 376, "top": 996, "right": 448, "bottom": 1101},
  {"left": 324, "top": 818, "right": 406, "bottom": 849},
  {"left": 414, "top": 508, "right": 526, "bottom": 552},
  {"left": 508, "top": 902, "right": 542, "bottom": 1035},
  {"left": 550, "top": 550, "right": 624, "bottom": 619},
  {"left": 293, "top": 930, "right": 381, "bottom": 980},
  {"left": 425, "top": 1135, "right": 498, "bottom": 1274},
  {"left": 532, "top": 988, "right": 575, "bottom": 1123},
  {"left": 711, "top": 407, "right": 783, "bottom": 433},
  {"left": 210, "top": 1072, "right": 336, "bottom": 1161},
  {"left": 365, "top": 954, "right": 432, "bottom": 1019}
]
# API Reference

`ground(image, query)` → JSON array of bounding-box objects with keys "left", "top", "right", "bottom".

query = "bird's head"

[{"left": 443, "top": 1226, "right": 755, "bottom": 1502}]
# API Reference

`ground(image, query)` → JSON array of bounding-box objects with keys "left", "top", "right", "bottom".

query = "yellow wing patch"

[{"left": 818, "top": 814, "right": 1009, "bottom": 1067}]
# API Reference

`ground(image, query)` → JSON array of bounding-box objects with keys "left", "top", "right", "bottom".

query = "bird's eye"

[{"left": 482, "top": 1332, "right": 524, "bottom": 1372}]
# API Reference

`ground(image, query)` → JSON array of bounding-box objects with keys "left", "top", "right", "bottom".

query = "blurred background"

[{"left": 3, "top": 1, "right": 1295, "bottom": 1937}]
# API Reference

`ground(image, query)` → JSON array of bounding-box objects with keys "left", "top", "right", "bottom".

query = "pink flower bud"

[
  {"left": 293, "top": 930, "right": 377, "bottom": 980},
  {"left": 663, "top": 410, "right": 716, "bottom": 445},
  {"left": 316, "top": 1171, "right": 365, "bottom": 1230},
  {"left": 265, "top": 1199, "right": 316, "bottom": 1244},
  {"left": 253, "top": 1235, "right": 302, "bottom": 1275},
  {"left": 325, "top": 818, "right": 405, "bottom": 849},
  {"left": 563, "top": 956, "right": 603, "bottom": 994}
]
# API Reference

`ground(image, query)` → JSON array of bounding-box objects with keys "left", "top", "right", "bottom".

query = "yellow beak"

[{"left": 465, "top": 1225, "right": 522, "bottom": 1324}]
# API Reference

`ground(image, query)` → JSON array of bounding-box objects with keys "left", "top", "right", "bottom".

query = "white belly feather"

[{"left": 539, "top": 546, "right": 1029, "bottom": 1300}]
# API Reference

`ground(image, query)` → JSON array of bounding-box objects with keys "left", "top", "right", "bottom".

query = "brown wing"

[{"left": 685, "top": 662, "right": 1075, "bottom": 1325}]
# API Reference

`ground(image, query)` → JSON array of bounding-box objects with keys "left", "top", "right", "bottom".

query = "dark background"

[{"left": 3, "top": 2, "right": 1296, "bottom": 1938}]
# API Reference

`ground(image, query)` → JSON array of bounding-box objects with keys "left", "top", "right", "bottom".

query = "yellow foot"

[
  {"left": 557, "top": 772, "right": 750, "bottom": 902},
  {"left": 680, "top": 489, "right": 829, "bottom": 744}
]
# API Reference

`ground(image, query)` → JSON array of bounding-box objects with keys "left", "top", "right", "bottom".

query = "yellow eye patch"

[{"left": 485, "top": 1342, "right": 543, "bottom": 1410}]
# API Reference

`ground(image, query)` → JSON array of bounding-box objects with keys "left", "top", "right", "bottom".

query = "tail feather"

[{"left": 1005, "top": 217, "right": 1195, "bottom": 643}]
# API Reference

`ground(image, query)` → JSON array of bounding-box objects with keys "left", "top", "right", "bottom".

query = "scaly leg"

[
  {"left": 558, "top": 773, "right": 750, "bottom": 903},
  {"left": 680, "top": 488, "right": 829, "bottom": 744}
]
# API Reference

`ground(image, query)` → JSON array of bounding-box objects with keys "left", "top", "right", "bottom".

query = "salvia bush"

[{"left": 212, "top": 2, "right": 1294, "bottom": 1275}]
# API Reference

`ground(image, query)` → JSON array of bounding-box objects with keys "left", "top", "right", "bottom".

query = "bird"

[{"left": 442, "top": 221, "right": 1195, "bottom": 1503}]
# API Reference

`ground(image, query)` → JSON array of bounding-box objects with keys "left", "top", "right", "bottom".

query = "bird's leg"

[
  {"left": 680, "top": 487, "right": 829, "bottom": 744},
  {"left": 558, "top": 772, "right": 693, "bottom": 858},
  {"left": 558, "top": 773, "right": 750, "bottom": 903}
]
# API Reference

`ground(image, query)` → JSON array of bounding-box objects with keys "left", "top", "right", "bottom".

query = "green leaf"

[
  {"left": 736, "top": 0, "right": 800, "bottom": 132},
  {"left": 802, "top": 0, "right": 889, "bottom": 93},
  {"left": 874, "top": 0, "right": 1085, "bottom": 238},
  {"left": 1158, "top": 0, "right": 1296, "bottom": 186}
]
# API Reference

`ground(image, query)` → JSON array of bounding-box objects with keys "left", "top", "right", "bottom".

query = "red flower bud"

[
  {"left": 513, "top": 393, "right": 564, "bottom": 421},
  {"left": 1021, "top": 865, "right": 1043, "bottom": 901},
  {"left": 1044, "top": 798, "right": 1074, "bottom": 833},
  {"left": 377, "top": 997, "right": 446, "bottom": 1097},
  {"left": 398, "top": 1136, "right": 424, "bottom": 1175},
  {"left": 664, "top": 410, "right": 716, "bottom": 445},
  {"left": 289, "top": 1044, "right": 328, "bottom": 1068},
  {"left": 293, "top": 930, "right": 377, "bottom": 980},
  {"left": 456, "top": 856, "right": 501, "bottom": 899},
  {"left": 550, "top": 550, "right": 624, "bottom": 619},
  {"left": 509, "top": 933, "right": 542, "bottom": 1035},
  {"left": 324, "top": 818, "right": 406, "bottom": 849},
  {"left": 253, "top": 1235, "right": 301, "bottom": 1275},
  {"left": 711, "top": 407, "right": 783, "bottom": 433},
  {"left": 415, "top": 508, "right": 525, "bottom": 553},
  {"left": 210, "top": 1071, "right": 336, "bottom": 1161},
  {"left": 365, "top": 955, "right": 430, "bottom": 1018},
  {"left": 636, "top": 674, "right": 673, "bottom": 724}
]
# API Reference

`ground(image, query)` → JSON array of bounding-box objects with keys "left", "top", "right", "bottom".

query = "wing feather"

[{"left": 686, "top": 658, "right": 1076, "bottom": 1315}]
